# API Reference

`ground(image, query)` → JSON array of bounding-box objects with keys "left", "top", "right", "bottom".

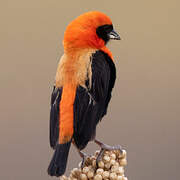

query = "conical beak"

[{"left": 108, "top": 30, "right": 121, "bottom": 40}]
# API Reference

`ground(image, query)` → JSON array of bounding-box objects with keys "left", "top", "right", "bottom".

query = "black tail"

[{"left": 47, "top": 142, "right": 71, "bottom": 177}]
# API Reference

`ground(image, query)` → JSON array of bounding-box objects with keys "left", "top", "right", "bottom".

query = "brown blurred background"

[{"left": 1, "top": 0, "right": 180, "bottom": 179}]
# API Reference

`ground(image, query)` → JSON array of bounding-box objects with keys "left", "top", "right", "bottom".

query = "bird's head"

[{"left": 63, "top": 11, "right": 120, "bottom": 52}]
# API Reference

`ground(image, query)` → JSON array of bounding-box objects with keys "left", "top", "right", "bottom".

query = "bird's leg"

[
  {"left": 72, "top": 141, "right": 89, "bottom": 169},
  {"left": 77, "top": 150, "right": 89, "bottom": 168},
  {"left": 94, "top": 139, "right": 123, "bottom": 164}
]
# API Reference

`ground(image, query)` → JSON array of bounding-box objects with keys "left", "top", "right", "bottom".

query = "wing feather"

[{"left": 49, "top": 87, "right": 62, "bottom": 149}]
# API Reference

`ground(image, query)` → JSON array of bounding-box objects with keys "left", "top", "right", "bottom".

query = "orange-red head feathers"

[{"left": 63, "top": 11, "right": 114, "bottom": 52}]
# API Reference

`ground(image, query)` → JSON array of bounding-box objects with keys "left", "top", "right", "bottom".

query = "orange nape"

[
  {"left": 63, "top": 11, "right": 112, "bottom": 51},
  {"left": 59, "top": 83, "right": 77, "bottom": 144}
]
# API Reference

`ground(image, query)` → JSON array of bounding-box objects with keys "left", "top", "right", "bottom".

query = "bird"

[{"left": 47, "top": 11, "right": 121, "bottom": 177}]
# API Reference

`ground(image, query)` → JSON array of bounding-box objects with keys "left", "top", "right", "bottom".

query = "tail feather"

[{"left": 47, "top": 141, "right": 71, "bottom": 177}]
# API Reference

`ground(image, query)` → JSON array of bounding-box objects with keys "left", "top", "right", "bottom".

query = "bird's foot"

[
  {"left": 94, "top": 139, "right": 123, "bottom": 164},
  {"left": 78, "top": 151, "right": 90, "bottom": 169}
]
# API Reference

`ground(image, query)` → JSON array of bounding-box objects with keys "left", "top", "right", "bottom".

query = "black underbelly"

[{"left": 73, "top": 86, "right": 105, "bottom": 150}]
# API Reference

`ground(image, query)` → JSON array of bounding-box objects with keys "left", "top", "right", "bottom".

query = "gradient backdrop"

[{"left": 1, "top": 0, "right": 180, "bottom": 180}]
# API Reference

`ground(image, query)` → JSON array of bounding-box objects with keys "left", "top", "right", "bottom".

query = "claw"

[
  {"left": 94, "top": 139, "right": 123, "bottom": 164},
  {"left": 96, "top": 148, "right": 105, "bottom": 165},
  {"left": 79, "top": 151, "right": 90, "bottom": 169}
]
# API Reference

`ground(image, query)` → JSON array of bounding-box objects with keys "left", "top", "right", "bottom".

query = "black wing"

[
  {"left": 73, "top": 50, "right": 116, "bottom": 150},
  {"left": 49, "top": 87, "right": 62, "bottom": 149},
  {"left": 48, "top": 87, "right": 72, "bottom": 177}
]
